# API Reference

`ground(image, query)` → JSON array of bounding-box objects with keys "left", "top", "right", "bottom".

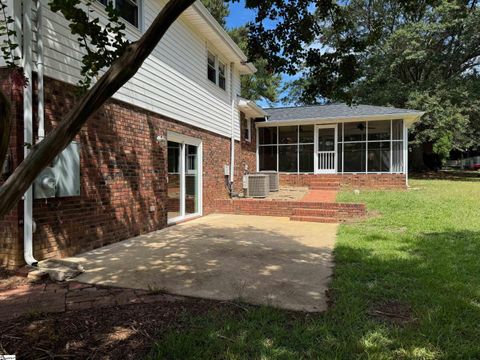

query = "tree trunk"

[
  {"left": 0, "top": 0, "right": 196, "bottom": 219},
  {"left": 0, "top": 88, "right": 11, "bottom": 172}
]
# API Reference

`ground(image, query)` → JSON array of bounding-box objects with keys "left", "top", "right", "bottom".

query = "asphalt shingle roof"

[{"left": 264, "top": 104, "right": 422, "bottom": 122}]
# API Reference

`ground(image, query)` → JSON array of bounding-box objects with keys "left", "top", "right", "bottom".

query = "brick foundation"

[{"left": 280, "top": 173, "right": 407, "bottom": 189}]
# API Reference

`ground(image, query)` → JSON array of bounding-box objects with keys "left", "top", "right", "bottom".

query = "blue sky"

[
  {"left": 226, "top": 1, "right": 294, "bottom": 107},
  {"left": 226, "top": 1, "right": 256, "bottom": 29}
]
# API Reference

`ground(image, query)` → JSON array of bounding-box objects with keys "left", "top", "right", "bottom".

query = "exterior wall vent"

[
  {"left": 259, "top": 171, "right": 279, "bottom": 192},
  {"left": 245, "top": 174, "right": 269, "bottom": 198}
]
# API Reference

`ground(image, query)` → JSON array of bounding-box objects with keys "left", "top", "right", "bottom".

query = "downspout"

[
  {"left": 405, "top": 124, "right": 409, "bottom": 188},
  {"left": 36, "top": 0, "right": 45, "bottom": 142},
  {"left": 229, "top": 62, "right": 235, "bottom": 196},
  {"left": 23, "top": 0, "right": 38, "bottom": 266}
]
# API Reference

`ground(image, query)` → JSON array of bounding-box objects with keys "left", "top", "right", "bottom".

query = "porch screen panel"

[
  {"left": 258, "top": 125, "right": 314, "bottom": 173},
  {"left": 299, "top": 144, "right": 314, "bottom": 172},
  {"left": 279, "top": 145, "right": 298, "bottom": 172},
  {"left": 259, "top": 146, "right": 277, "bottom": 171},
  {"left": 392, "top": 141, "right": 404, "bottom": 172},
  {"left": 344, "top": 142, "right": 366, "bottom": 172},
  {"left": 339, "top": 119, "right": 405, "bottom": 173},
  {"left": 368, "top": 141, "right": 390, "bottom": 172},
  {"left": 392, "top": 120, "right": 404, "bottom": 172}
]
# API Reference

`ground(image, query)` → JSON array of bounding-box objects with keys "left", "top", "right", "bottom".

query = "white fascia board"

[
  {"left": 257, "top": 113, "right": 425, "bottom": 127},
  {"left": 238, "top": 97, "right": 267, "bottom": 118},
  {"left": 191, "top": 2, "right": 256, "bottom": 75}
]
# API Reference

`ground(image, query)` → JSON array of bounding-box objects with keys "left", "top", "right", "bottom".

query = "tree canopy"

[{"left": 282, "top": 0, "right": 480, "bottom": 162}]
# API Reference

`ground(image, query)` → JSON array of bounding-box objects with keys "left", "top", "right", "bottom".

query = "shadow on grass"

[
  {"left": 410, "top": 170, "right": 480, "bottom": 182},
  {"left": 146, "top": 229, "right": 480, "bottom": 359}
]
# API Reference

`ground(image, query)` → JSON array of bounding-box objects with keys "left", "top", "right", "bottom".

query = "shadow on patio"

[{"left": 66, "top": 214, "right": 339, "bottom": 312}]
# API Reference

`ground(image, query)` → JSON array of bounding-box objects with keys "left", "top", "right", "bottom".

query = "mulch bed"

[
  {"left": 0, "top": 294, "right": 242, "bottom": 359},
  {"left": 0, "top": 268, "right": 35, "bottom": 291}
]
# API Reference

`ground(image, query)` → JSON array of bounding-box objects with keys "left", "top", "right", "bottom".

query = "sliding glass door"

[{"left": 167, "top": 133, "right": 202, "bottom": 223}]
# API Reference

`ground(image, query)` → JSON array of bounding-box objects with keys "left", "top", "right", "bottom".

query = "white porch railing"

[{"left": 318, "top": 151, "right": 336, "bottom": 171}]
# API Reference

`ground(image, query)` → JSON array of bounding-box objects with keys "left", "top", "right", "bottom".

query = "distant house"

[{"left": 0, "top": 0, "right": 423, "bottom": 269}]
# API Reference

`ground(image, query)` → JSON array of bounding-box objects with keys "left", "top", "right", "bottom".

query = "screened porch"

[{"left": 256, "top": 119, "right": 407, "bottom": 175}]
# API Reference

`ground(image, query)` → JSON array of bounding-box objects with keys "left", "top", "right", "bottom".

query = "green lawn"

[{"left": 149, "top": 178, "right": 480, "bottom": 359}]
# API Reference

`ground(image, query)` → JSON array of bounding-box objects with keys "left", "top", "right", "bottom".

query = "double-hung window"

[
  {"left": 207, "top": 50, "right": 227, "bottom": 90},
  {"left": 97, "top": 0, "right": 141, "bottom": 29}
]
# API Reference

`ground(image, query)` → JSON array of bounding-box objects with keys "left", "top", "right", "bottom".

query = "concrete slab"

[{"left": 66, "top": 214, "right": 338, "bottom": 312}]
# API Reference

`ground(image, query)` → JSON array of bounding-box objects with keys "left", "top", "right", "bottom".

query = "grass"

[{"left": 148, "top": 178, "right": 480, "bottom": 359}]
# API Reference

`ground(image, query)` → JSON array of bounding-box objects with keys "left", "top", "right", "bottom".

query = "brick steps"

[
  {"left": 310, "top": 185, "right": 340, "bottom": 190},
  {"left": 291, "top": 208, "right": 340, "bottom": 223},
  {"left": 292, "top": 208, "right": 339, "bottom": 217},
  {"left": 290, "top": 216, "right": 339, "bottom": 223},
  {"left": 309, "top": 180, "right": 341, "bottom": 191}
]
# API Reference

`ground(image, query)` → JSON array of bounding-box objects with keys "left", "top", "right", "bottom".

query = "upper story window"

[
  {"left": 207, "top": 51, "right": 216, "bottom": 83},
  {"left": 97, "top": 0, "right": 140, "bottom": 29},
  {"left": 207, "top": 50, "right": 227, "bottom": 91},
  {"left": 218, "top": 61, "right": 226, "bottom": 90}
]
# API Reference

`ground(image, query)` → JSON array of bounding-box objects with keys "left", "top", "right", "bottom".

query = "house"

[
  {"left": 256, "top": 104, "right": 424, "bottom": 188},
  {"left": 0, "top": 0, "right": 423, "bottom": 269}
]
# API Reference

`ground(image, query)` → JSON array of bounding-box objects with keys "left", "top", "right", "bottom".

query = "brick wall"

[
  {"left": 0, "top": 69, "right": 24, "bottom": 268},
  {"left": 1, "top": 74, "right": 256, "bottom": 267},
  {"left": 212, "top": 198, "right": 366, "bottom": 219},
  {"left": 231, "top": 112, "right": 257, "bottom": 195},
  {"left": 280, "top": 173, "right": 407, "bottom": 189}
]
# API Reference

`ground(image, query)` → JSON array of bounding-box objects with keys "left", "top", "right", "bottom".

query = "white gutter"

[
  {"left": 23, "top": 0, "right": 38, "bottom": 266},
  {"left": 192, "top": 2, "right": 256, "bottom": 74},
  {"left": 256, "top": 113, "right": 425, "bottom": 127},
  {"left": 237, "top": 97, "right": 267, "bottom": 118},
  {"left": 229, "top": 63, "right": 235, "bottom": 193},
  {"left": 36, "top": 0, "right": 45, "bottom": 141}
]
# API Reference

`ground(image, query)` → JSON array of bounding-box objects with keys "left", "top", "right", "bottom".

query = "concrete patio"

[{"left": 66, "top": 214, "right": 338, "bottom": 312}]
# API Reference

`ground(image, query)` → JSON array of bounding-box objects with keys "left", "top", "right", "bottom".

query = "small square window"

[
  {"left": 207, "top": 52, "right": 216, "bottom": 84},
  {"left": 218, "top": 61, "right": 226, "bottom": 90},
  {"left": 243, "top": 117, "right": 251, "bottom": 142}
]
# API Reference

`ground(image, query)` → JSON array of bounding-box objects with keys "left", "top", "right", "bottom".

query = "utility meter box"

[
  {"left": 54, "top": 141, "right": 80, "bottom": 197},
  {"left": 34, "top": 167, "right": 57, "bottom": 199},
  {"left": 33, "top": 141, "right": 80, "bottom": 199}
]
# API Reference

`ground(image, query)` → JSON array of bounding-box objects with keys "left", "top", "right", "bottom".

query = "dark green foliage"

[
  {"left": 281, "top": 0, "right": 480, "bottom": 161},
  {"left": 229, "top": 26, "right": 281, "bottom": 103},
  {"left": 48, "top": 0, "right": 129, "bottom": 90},
  {"left": 201, "top": 0, "right": 230, "bottom": 27}
]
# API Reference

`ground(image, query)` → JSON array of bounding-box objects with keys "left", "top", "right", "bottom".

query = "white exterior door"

[
  {"left": 315, "top": 125, "right": 337, "bottom": 174},
  {"left": 167, "top": 132, "right": 203, "bottom": 224}
]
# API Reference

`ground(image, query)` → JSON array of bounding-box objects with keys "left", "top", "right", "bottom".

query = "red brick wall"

[
  {"left": 280, "top": 173, "right": 407, "bottom": 189},
  {"left": 212, "top": 198, "right": 366, "bottom": 219},
  {"left": 232, "top": 112, "right": 257, "bottom": 195},
  {"left": 0, "top": 69, "right": 24, "bottom": 269},
  {"left": 0, "top": 73, "right": 256, "bottom": 267}
]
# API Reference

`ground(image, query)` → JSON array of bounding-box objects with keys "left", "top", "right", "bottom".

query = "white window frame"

[
  {"left": 167, "top": 131, "right": 203, "bottom": 224},
  {"left": 314, "top": 124, "right": 338, "bottom": 174},
  {"left": 206, "top": 48, "right": 228, "bottom": 92},
  {"left": 244, "top": 117, "right": 252, "bottom": 142},
  {"left": 337, "top": 119, "right": 405, "bottom": 174},
  {"left": 96, "top": 0, "right": 143, "bottom": 31}
]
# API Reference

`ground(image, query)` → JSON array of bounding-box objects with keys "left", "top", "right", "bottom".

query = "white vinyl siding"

[{"left": 33, "top": 0, "right": 242, "bottom": 140}]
